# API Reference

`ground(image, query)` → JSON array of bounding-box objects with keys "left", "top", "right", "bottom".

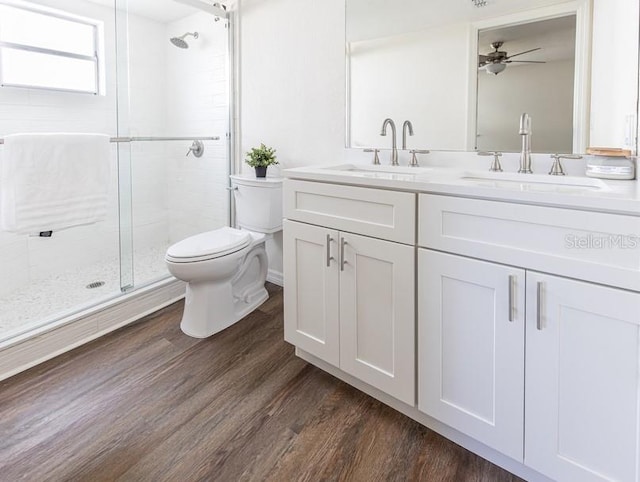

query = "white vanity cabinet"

[
  {"left": 525, "top": 272, "right": 640, "bottom": 482},
  {"left": 418, "top": 193, "right": 640, "bottom": 482},
  {"left": 418, "top": 249, "right": 526, "bottom": 461},
  {"left": 283, "top": 180, "right": 416, "bottom": 405},
  {"left": 283, "top": 220, "right": 340, "bottom": 366}
]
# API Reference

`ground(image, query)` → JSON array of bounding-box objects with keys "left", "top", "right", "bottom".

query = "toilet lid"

[{"left": 166, "top": 227, "right": 251, "bottom": 262}]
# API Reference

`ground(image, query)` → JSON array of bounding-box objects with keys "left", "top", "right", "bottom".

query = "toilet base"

[
  {"left": 177, "top": 241, "right": 270, "bottom": 338},
  {"left": 179, "top": 281, "right": 268, "bottom": 338}
]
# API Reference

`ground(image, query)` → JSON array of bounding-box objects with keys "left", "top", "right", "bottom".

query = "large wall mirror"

[{"left": 346, "top": 0, "right": 640, "bottom": 155}]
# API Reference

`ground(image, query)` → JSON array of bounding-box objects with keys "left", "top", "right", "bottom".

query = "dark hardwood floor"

[{"left": 0, "top": 284, "right": 523, "bottom": 481}]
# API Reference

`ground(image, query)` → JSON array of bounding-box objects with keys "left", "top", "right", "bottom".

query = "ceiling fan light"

[{"left": 486, "top": 63, "right": 507, "bottom": 75}]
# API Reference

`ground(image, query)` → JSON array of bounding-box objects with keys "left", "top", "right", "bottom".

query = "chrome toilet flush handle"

[
  {"left": 186, "top": 140, "right": 204, "bottom": 158},
  {"left": 477, "top": 151, "right": 503, "bottom": 172}
]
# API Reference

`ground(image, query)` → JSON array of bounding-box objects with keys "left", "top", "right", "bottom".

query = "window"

[{"left": 0, "top": 1, "right": 104, "bottom": 94}]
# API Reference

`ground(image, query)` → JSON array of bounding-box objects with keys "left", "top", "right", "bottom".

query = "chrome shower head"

[{"left": 170, "top": 32, "right": 199, "bottom": 49}]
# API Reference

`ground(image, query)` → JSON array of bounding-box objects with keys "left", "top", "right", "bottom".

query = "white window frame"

[{"left": 0, "top": 0, "right": 105, "bottom": 95}]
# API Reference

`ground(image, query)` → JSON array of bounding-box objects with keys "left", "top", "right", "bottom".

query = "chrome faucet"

[
  {"left": 380, "top": 118, "right": 398, "bottom": 166},
  {"left": 402, "top": 120, "right": 414, "bottom": 150},
  {"left": 518, "top": 113, "right": 533, "bottom": 173}
]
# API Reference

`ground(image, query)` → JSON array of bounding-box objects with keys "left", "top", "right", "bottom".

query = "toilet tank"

[{"left": 230, "top": 175, "right": 283, "bottom": 233}]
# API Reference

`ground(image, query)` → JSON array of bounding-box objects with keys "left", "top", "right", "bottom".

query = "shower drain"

[{"left": 86, "top": 281, "right": 106, "bottom": 289}]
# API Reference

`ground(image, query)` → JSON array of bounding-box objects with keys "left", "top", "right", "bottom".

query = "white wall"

[
  {"left": 238, "top": 0, "right": 345, "bottom": 170},
  {"left": 238, "top": 0, "right": 345, "bottom": 278}
]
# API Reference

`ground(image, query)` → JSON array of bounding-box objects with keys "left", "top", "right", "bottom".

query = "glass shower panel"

[
  {"left": 125, "top": 0, "right": 230, "bottom": 287},
  {"left": 0, "top": 0, "right": 125, "bottom": 342}
]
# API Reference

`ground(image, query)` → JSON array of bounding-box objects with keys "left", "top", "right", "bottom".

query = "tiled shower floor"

[{"left": 0, "top": 244, "right": 171, "bottom": 341}]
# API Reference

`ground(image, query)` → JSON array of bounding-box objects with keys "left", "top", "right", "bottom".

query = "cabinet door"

[
  {"left": 418, "top": 249, "right": 525, "bottom": 461},
  {"left": 283, "top": 220, "right": 340, "bottom": 367},
  {"left": 526, "top": 272, "right": 640, "bottom": 482},
  {"left": 339, "top": 232, "right": 415, "bottom": 405}
]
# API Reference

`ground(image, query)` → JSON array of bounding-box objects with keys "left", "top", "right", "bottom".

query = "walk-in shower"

[{"left": 0, "top": 0, "right": 232, "bottom": 377}]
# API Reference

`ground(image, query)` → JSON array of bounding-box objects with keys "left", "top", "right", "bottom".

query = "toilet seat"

[{"left": 166, "top": 227, "right": 251, "bottom": 263}]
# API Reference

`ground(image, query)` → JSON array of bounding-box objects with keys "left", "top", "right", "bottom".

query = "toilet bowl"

[{"left": 165, "top": 175, "right": 282, "bottom": 338}]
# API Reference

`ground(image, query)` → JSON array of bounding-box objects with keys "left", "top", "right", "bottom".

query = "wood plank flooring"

[{"left": 0, "top": 284, "right": 523, "bottom": 481}]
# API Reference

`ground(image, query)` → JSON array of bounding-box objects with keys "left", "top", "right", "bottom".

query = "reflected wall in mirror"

[
  {"left": 346, "top": 0, "right": 639, "bottom": 155},
  {"left": 476, "top": 15, "right": 577, "bottom": 153}
]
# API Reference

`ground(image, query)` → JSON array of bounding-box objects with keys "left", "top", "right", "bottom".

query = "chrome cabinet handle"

[
  {"left": 340, "top": 238, "right": 348, "bottom": 271},
  {"left": 536, "top": 281, "right": 545, "bottom": 330},
  {"left": 508, "top": 275, "right": 516, "bottom": 322},
  {"left": 326, "top": 234, "right": 334, "bottom": 267}
]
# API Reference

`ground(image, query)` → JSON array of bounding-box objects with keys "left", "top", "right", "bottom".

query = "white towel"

[{"left": 0, "top": 133, "right": 111, "bottom": 234}]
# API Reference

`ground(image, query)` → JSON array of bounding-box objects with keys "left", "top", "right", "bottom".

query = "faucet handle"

[
  {"left": 186, "top": 140, "right": 204, "bottom": 158},
  {"left": 549, "top": 154, "right": 583, "bottom": 176},
  {"left": 552, "top": 154, "right": 583, "bottom": 160},
  {"left": 477, "top": 151, "right": 503, "bottom": 172},
  {"left": 363, "top": 148, "right": 381, "bottom": 165},
  {"left": 408, "top": 149, "right": 430, "bottom": 167}
]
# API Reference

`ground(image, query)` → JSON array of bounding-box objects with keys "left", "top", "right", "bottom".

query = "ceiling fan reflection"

[{"left": 478, "top": 41, "right": 546, "bottom": 75}]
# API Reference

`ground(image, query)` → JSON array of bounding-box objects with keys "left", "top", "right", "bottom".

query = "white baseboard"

[
  {"left": 0, "top": 278, "right": 186, "bottom": 382},
  {"left": 267, "top": 269, "right": 283, "bottom": 287}
]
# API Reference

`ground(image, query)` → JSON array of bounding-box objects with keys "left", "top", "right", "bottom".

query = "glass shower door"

[{"left": 122, "top": 0, "right": 231, "bottom": 289}]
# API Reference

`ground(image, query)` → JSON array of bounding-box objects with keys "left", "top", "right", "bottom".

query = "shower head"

[{"left": 170, "top": 32, "right": 199, "bottom": 49}]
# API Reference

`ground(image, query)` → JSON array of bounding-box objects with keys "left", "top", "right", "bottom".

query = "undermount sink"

[
  {"left": 320, "top": 164, "right": 434, "bottom": 180},
  {"left": 454, "top": 171, "right": 610, "bottom": 192}
]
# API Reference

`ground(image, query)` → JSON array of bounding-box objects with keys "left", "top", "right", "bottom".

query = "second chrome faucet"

[{"left": 518, "top": 113, "right": 533, "bottom": 173}]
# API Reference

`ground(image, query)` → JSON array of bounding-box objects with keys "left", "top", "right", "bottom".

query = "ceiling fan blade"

[
  {"left": 505, "top": 47, "right": 542, "bottom": 59},
  {"left": 504, "top": 60, "right": 546, "bottom": 64}
]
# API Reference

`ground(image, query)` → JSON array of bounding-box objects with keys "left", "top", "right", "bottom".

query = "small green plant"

[{"left": 245, "top": 143, "right": 278, "bottom": 168}]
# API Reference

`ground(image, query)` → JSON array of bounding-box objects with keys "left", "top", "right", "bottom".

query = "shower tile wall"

[
  {"left": 165, "top": 11, "right": 230, "bottom": 244},
  {"left": 128, "top": 14, "right": 171, "bottom": 262},
  {"left": 129, "top": 9, "right": 230, "bottom": 272}
]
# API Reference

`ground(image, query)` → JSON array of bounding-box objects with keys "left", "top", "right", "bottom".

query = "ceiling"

[{"left": 86, "top": 0, "right": 203, "bottom": 23}]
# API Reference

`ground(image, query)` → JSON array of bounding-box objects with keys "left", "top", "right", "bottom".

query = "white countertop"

[{"left": 283, "top": 164, "right": 640, "bottom": 216}]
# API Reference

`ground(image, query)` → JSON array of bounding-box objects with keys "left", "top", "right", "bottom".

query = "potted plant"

[{"left": 245, "top": 143, "right": 278, "bottom": 178}]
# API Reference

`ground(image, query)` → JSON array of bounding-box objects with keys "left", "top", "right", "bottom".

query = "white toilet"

[{"left": 165, "top": 175, "right": 283, "bottom": 338}]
